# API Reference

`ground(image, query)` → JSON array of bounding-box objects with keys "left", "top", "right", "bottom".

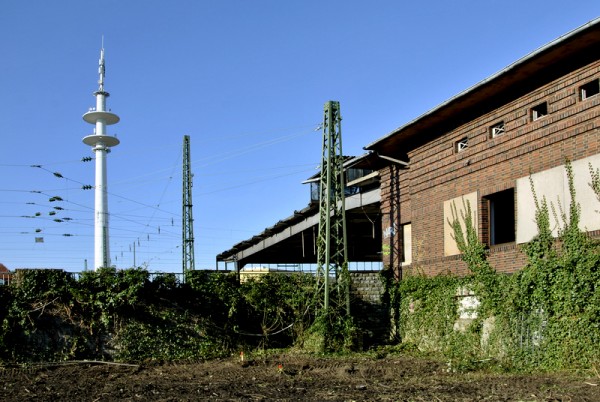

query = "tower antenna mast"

[{"left": 82, "top": 42, "right": 121, "bottom": 270}]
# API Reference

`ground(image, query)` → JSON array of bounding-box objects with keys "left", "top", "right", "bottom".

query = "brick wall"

[
  {"left": 349, "top": 271, "right": 389, "bottom": 346},
  {"left": 381, "top": 61, "right": 600, "bottom": 276},
  {"left": 380, "top": 165, "right": 411, "bottom": 276}
]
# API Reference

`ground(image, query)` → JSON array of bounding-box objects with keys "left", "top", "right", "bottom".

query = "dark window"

[
  {"left": 580, "top": 79, "right": 600, "bottom": 100},
  {"left": 310, "top": 182, "right": 319, "bottom": 204},
  {"left": 310, "top": 180, "right": 359, "bottom": 204},
  {"left": 346, "top": 168, "right": 373, "bottom": 183},
  {"left": 484, "top": 189, "right": 515, "bottom": 245},
  {"left": 531, "top": 102, "right": 548, "bottom": 121},
  {"left": 490, "top": 121, "right": 505, "bottom": 138}
]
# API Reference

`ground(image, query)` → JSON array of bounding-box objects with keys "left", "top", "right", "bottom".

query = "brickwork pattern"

[
  {"left": 380, "top": 61, "right": 600, "bottom": 276},
  {"left": 349, "top": 271, "right": 388, "bottom": 346}
]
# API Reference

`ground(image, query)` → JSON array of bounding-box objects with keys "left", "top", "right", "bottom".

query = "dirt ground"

[{"left": 2, "top": 354, "right": 599, "bottom": 401}]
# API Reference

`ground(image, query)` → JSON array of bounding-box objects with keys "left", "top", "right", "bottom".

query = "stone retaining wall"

[{"left": 349, "top": 271, "right": 389, "bottom": 347}]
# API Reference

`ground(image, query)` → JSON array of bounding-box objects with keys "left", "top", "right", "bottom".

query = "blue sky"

[{"left": 1, "top": 1, "right": 598, "bottom": 272}]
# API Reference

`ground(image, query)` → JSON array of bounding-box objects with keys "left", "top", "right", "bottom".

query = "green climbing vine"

[
  {"left": 512, "top": 160, "right": 600, "bottom": 370},
  {"left": 447, "top": 198, "right": 504, "bottom": 315},
  {"left": 382, "top": 160, "right": 600, "bottom": 372}
]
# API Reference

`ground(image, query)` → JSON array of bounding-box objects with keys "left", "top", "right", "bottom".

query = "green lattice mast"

[
  {"left": 316, "top": 101, "right": 350, "bottom": 315},
  {"left": 182, "top": 135, "right": 195, "bottom": 277}
]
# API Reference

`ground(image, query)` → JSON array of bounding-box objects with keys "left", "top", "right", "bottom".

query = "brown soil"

[{"left": 2, "top": 355, "right": 599, "bottom": 401}]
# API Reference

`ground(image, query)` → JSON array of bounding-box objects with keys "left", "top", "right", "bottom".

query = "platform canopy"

[{"left": 216, "top": 154, "right": 387, "bottom": 270}]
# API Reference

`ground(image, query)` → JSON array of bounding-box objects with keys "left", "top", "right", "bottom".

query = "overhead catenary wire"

[
  {"left": 1, "top": 162, "right": 179, "bottom": 268},
  {"left": 192, "top": 124, "right": 319, "bottom": 168},
  {"left": 1, "top": 121, "right": 323, "bottom": 271},
  {"left": 144, "top": 151, "right": 180, "bottom": 229},
  {"left": 198, "top": 167, "right": 316, "bottom": 196}
]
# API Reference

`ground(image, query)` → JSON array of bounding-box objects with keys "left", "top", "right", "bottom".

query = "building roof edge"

[{"left": 364, "top": 17, "right": 600, "bottom": 151}]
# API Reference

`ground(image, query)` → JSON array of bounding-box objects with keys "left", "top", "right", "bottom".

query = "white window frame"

[
  {"left": 531, "top": 102, "right": 548, "bottom": 121},
  {"left": 456, "top": 137, "right": 468, "bottom": 152},
  {"left": 490, "top": 121, "right": 505, "bottom": 138},
  {"left": 580, "top": 79, "right": 600, "bottom": 100}
]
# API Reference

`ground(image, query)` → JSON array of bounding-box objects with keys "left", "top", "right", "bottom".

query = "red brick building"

[
  {"left": 0, "top": 263, "right": 12, "bottom": 285},
  {"left": 365, "top": 18, "right": 600, "bottom": 278}
]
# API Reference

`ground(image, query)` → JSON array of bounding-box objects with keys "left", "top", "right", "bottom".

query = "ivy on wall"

[{"left": 385, "top": 160, "right": 600, "bottom": 372}]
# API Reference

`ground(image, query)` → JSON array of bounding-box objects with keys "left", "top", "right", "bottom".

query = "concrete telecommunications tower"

[{"left": 82, "top": 46, "right": 120, "bottom": 269}]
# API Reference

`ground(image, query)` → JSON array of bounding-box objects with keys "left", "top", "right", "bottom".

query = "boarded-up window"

[
  {"left": 516, "top": 153, "right": 600, "bottom": 243},
  {"left": 444, "top": 192, "right": 478, "bottom": 256},
  {"left": 401, "top": 223, "right": 412, "bottom": 265}
]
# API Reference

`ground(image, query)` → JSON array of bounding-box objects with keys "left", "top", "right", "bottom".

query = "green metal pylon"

[
  {"left": 316, "top": 101, "right": 350, "bottom": 316},
  {"left": 182, "top": 135, "right": 195, "bottom": 279}
]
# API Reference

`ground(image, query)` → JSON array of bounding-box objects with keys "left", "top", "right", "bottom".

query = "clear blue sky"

[{"left": 1, "top": 1, "right": 598, "bottom": 272}]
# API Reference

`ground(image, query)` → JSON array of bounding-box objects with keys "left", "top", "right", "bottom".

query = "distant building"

[
  {"left": 0, "top": 263, "right": 12, "bottom": 285},
  {"left": 238, "top": 266, "right": 295, "bottom": 283}
]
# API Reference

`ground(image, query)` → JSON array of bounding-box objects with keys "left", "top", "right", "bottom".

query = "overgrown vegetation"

[
  {"left": 4, "top": 161, "right": 600, "bottom": 372},
  {"left": 0, "top": 269, "right": 319, "bottom": 363},
  {"left": 304, "top": 268, "right": 359, "bottom": 354},
  {"left": 387, "top": 160, "right": 600, "bottom": 372}
]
